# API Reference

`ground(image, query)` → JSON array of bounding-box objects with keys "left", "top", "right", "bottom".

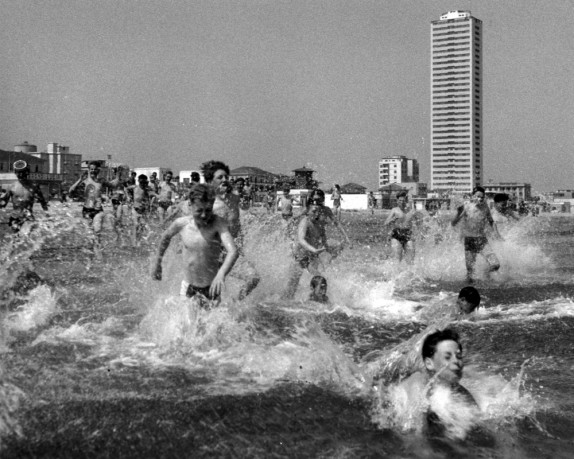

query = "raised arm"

[
  {"left": 69, "top": 173, "right": 86, "bottom": 193},
  {"left": 209, "top": 221, "right": 239, "bottom": 297}
]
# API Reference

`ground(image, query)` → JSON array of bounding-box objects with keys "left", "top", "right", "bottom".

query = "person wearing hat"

[{"left": 0, "top": 160, "right": 49, "bottom": 234}]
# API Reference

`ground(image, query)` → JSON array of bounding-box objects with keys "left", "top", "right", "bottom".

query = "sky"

[{"left": 1, "top": 0, "right": 572, "bottom": 192}]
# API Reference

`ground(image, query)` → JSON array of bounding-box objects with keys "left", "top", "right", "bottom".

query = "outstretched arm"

[{"left": 209, "top": 223, "right": 239, "bottom": 297}]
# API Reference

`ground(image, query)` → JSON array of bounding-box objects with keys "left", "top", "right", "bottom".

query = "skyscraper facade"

[{"left": 430, "top": 11, "right": 482, "bottom": 193}]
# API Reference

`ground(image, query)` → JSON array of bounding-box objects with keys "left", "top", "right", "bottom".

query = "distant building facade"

[
  {"left": 430, "top": 11, "right": 483, "bottom": 194},
  {"left": 30, "top": 143, "right": 82, "bottom": 185},
  {"left": 484, "top": 182, "right": 532, "bottom": 201},
  {"left": 378, "top": 155, "right": 419, "bottom": 188}
]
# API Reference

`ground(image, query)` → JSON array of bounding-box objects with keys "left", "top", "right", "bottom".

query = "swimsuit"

[
  {"left": 464, "top": 236, "right": 488, "bottom": 253},
  {"left": 391, "top": 228, "right": 412, "bottom": 246},
  {"left": 158, "top": 201, "right": 171, "bottom": 210},
  {"left": 180, "top": 280, "right": 219, "bottom": 308}
]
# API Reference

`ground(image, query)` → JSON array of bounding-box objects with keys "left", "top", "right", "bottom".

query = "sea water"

[{"left": 1, "top": 203, "right": 573, "bottom": 457}]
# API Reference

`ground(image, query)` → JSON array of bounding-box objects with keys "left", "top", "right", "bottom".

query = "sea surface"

[{"left": 1, "top": 203, "right": 573, "bottom": 458}]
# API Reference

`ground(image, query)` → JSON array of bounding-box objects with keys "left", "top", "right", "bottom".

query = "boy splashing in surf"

[{"left": 151, "top": 183, "right": 238, "bottom": 308}]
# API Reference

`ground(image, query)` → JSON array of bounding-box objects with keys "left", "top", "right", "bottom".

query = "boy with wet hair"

[
  {"left": 421, "top": 329, "right": 479, "bottom": 439},
  {"left": 456, "top": 286, "right": 481, "bottom": 315},
  {"left": 309, "top": 275, "right": 330, "bottom": 304},
  {"left": 152, "top": 183, "right": 238, "bottom": 307}
]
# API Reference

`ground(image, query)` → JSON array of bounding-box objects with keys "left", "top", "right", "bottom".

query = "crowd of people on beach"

[{"left": 0, "top": 157, "right": 526, "bottom": 443}]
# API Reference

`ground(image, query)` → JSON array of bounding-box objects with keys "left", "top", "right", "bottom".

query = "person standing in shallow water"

[
  {"left": 0, "top": 160, "right": 49, "bottom": 235},
  {"left": 151, "top": 183, "right": 238, "bottom": 308},
  {"left": 384, "top": 190, "right": 418, "bottom": 263},
  {"left": 331, "top": 184, "right": 343, "bottom": 221},
  {"left": 451, "top": 186, "right": 501, "bottom": 283},
  {"left": 69, "top": 161, "right": 121, "bottom": 252}
]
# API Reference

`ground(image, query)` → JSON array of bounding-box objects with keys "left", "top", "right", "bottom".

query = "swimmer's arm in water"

[
  {"left": 151, "top": 218, "right": 186, "bottom": 280},
  {"left": 209, "top": 219, "right": 239, "bottom": 298}
]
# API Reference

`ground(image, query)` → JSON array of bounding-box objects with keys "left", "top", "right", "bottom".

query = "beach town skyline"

[{"left": 1, "top": 0, "right": 572, "bottom": 192}]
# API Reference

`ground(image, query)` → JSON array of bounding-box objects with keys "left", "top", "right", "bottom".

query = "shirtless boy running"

[
  {"left": 151, "top": 183, "right": 238, "bottom": 307},
  {"left": 384, "top": 191, "right": 418, "bottom": 263},
  {"left": 451, "top": 186, "right": 501, "bottom": 283}
]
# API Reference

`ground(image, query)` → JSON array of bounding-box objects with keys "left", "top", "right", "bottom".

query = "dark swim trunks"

[
  {"left": 158, "top": 201, "right": 171, "bottom": 210},
  {"left": 82, "top": 207, "right": 102, "bottom": 220},
  {"left": 464, "top": 236, "right": 488, "bottom": 253},
  {"left": 184, "top": 283, "right": 219, "bottom": 308},
  {"left": 391, "top": 228, "right": 412, "bottom": 246}
]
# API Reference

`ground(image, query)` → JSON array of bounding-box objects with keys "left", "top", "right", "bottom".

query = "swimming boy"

[
  {"left": 363, "top": 286, "right": 481, "bottom": 384},
  {"left": 451, "top": 186, "right": 502, "bottom": 283},
  {"left": 309, "top": 275, "right": 330, "bottom": 304},
  {"left": 151, "top": 183, "right": 238, "bottom": 307},
  {"left": 384, "top": 190, "right": 418, "bottom": 263},
  {"left": 0, "top": 160, "right": 49, "bottom": 235}
]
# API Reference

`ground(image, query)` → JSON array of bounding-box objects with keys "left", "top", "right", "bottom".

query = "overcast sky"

[{"left": 1, "top": 0, "right": 572, "bottom": 191}]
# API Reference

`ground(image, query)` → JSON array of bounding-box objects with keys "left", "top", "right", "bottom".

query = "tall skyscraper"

[{"left": 430, "top": 11, "right": 482, "bottom": 193}]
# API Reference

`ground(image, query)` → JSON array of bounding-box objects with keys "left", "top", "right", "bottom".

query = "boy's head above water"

[
  {"left": 309, "top": 275, "right": 328, "bottom": 302},
  {"left": 422, "top": 328, "right": 464, "bottom": 384},
  {"left": 457, "top": 286, "right": 481, "bottom": 314}
]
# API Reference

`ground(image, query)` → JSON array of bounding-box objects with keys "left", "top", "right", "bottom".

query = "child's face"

[
  {"left": 312, "top": 281, "right": 327, "bottom": 297},
  {"left": 472, "top": 191, "right": 485, "bottom": 204},
  {"left": 425, "top": 340, "right": 464, "bottom": 384},
  {"left": 457, "top": 297, "right": 476, "bottom": 315},
  {"left": 308, "top": 205, "right": 322, "bottom": 221}
]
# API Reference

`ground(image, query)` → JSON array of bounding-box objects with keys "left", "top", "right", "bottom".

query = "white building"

[
  {"left": 378, "top": 155, "right": 419, "bottom": 188},
  {"left": 430, "top": 11, "right": 483, "bottom": 193}
]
